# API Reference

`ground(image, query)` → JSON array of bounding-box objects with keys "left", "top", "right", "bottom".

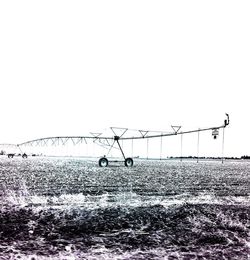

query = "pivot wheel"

[
  {"left": 99, "top": 157, "right": 108, "bottom": 167},
  {"left": 125, "top": 157, "right": 133, "bottom": 167},
  {"left": 22, "top": 153, "right": 28, "bottom": 158}
]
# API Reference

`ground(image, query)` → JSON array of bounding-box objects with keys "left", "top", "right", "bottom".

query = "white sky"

[{"left": 0, "top": 1, "right": 249, "bottom": 157}]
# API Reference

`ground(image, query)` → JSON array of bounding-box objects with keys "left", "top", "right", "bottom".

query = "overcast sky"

[{"left": 0, "top": 1, "right": 249, "bottom": 157}]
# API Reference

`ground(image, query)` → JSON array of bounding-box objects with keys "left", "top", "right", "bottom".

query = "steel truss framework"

[{"left": 0, "top": 114, "right": 230, "bottom": 166}]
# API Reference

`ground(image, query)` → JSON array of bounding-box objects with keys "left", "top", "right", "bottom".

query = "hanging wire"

[
  {"left": 131, "top": 138, "right": 133, "bottom": 158},
  {"left": 160, "top": 134, "right": 163, "bottom": 160},
  {"left": 197, "top": 129, "right": 200, "bottom": 163},
  {"left": 147, "top": 138, "right": 149, "bottom": 160},
  {"left": 180, "top": 133, "right": 183, "bottom": 162},
  {"left": 222, "top": 127, "right": 225, "bottom": 164}
]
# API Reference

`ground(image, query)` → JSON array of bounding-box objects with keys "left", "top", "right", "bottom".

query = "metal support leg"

[
  {"left": 17, "top": 145, "right": 23, "bottom": 154},
  {"left": 116, "top": 140, "right": 126, "bottom": 160}
]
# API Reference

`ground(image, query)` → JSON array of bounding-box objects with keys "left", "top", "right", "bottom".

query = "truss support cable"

[{"left": 106, "top": 140, "right": 115, "bottom": 157}]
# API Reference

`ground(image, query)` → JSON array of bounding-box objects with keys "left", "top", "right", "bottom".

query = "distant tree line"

[
  {"left": 167, "top": 156, "right": 250, "bottom": 160},
  {"left": 241, "top": 155, "right": 250, "bottom": 159}
]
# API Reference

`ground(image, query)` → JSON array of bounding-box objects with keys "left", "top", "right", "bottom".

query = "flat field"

[{"left": 0, "top": 157, "right": 249, "bottom": 259}]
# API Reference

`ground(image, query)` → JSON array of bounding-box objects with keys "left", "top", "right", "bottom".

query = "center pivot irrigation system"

[
  {"left": 1, "top": 114, "right": 230, "bottom": 166},
  {"left": 97, "top": 114, "right": 229, "bottom": 167}
]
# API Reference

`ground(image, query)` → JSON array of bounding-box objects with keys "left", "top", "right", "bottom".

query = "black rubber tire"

[
  {"left": 22, "top": 153, "right": 28, "bottom": 158},
  {"left": 125, "top": 157, "right": 133, "bottom": 167},
  {"left": 99, "top": 157, "right": 108, "bottom": 167}
]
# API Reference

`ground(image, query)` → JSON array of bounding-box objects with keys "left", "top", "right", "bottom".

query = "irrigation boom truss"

[{"left": 1, "top": 114, "right": 230, "bottom": 166}]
